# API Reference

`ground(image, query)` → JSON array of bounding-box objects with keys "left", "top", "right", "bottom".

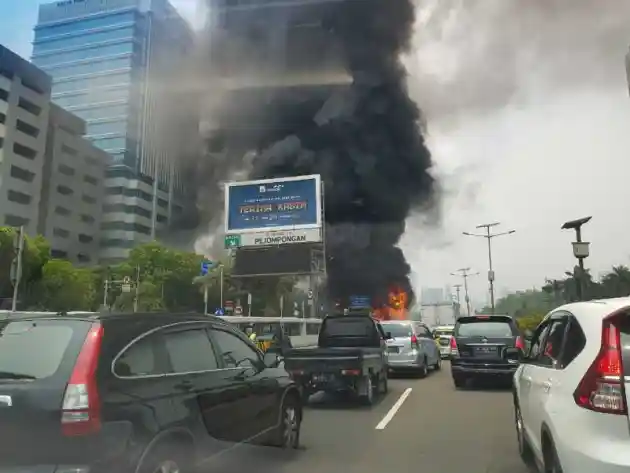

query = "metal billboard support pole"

[{"left": 11, "top": 226, "right": 24, "bottom": 312}]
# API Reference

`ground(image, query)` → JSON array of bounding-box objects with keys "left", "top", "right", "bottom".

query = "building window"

[
  {"left": 106, "top": 186, "right": 152, "bottom": 202},
  {"left": 156, "top": 214, "right": 167, "bottom": 223},
  {"left": 9, "top": 165, "right": 35, "bottom": 183},
  {"left": 61, "top": 144, "right": 77, "bottom": 156},
  {"left": 83, "top": 175, "right": 98, "bottom": 185},
  {"left": 0, "top": 88, "right": 8, "bottom": 102},
  {"left": 13, "top": 142, "right": 38, "bottom": 160},
  {"left": 100, "top": 238, "right": 135, "bottom": 248},
  {"left": 0, "top": 112, "right": 6, "bottom": 124},
  {"left": 51, "top": 249, "right": 68, "bottom": 258},
  {"left": 57, "top": 164, "right": 75, "bottom": 176},
  {"left": 21, "top": 80, "right": 44, "bottom": 95},
  {"left": 56, "top": 185, "right": 73, "bottom": 196},
  {"left": 0, "top": 137, "right": 3, "bottom": 148},
  {"left": 7, "top": 190, "right": 32, "bottom": 205},
  {"left": 81, "top": 214, "right": 95, "bottom": 224},
  {"left": 54, "top": 206, "right": 71, "bottom": 217},
  {"left": 82, "top": 194, "right": 97, "bottom": 204},
  {"left": 78, "top": 234, "right": 94, "bottom": 244},
  {"left": 53, "top": 228, "right": 70, "bottom": 238},
  {"left": 101, "top": 221, "right": 151, "bottom": 235},
  {"left": 4, "top": 215, "right": 29, "bottom": 227},
  {"left": 0, "top": 69, "right": 13, "bottom": 80},
  {"left": 77, "top": 253, "right": 91, "bottom": 263},
  {"left": 103, "top": 203, "right": 151, "bottom": 219},
  {"left": 15, "top": 120, "right": 40, "bottom": 138},
  {"left": 18, "top": 97, "right": 42, "bottom": 116}
]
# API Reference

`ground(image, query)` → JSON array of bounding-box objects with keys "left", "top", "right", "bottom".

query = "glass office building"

[{"left": 32, "top": 0, "right": 198, "bottom": 261}]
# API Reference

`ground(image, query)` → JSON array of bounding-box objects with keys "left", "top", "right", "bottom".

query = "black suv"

[
  {"left": 0, "top": 312, "right": 303, "bottom": 473},
  {"left": 450, "top": 315, "right": 525, "bottom": 388}
]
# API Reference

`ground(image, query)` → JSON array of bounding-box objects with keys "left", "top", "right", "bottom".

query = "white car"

[
  {"left": 513, "top": 297, "right": 630, "bottom": 473},
  {"left": 433, "top": 325, "right": 455, "bottom": 358}
]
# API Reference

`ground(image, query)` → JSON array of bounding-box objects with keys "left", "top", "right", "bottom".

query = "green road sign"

[{"left": 224, "top": 234, "right": 241, "bottom": 249}]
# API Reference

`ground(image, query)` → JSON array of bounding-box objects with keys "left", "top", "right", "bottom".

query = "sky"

[{"left": 1, "top": 0, "right": 630, "bottom": 307}]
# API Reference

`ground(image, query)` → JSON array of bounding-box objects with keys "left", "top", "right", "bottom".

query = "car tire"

[
  {"left": 379, "top": 370, "right": 388, "bottom": 395},
  {"left": 138, "top": 444, "right": 191, "bottom": 473},
  {"left": 272, "top": 394, "right": 301, "bottom": 449},
  {"left": 543, "top": 437, "right": 564, "bottom": 473},
  {"left": 361, "top": 374, "right": 375, "bottom": 405},
  {"left": 514, "top": 401, "right": 534, "bottom": 466},
  {"left": 433, "top": 356, "right": 442, "bottom": 371},
  {"left": 452, "top": 375, "right": 466, "bottom": 389},
  {"left": 417, "top": 358, "right": 428, "bottom": 378}
]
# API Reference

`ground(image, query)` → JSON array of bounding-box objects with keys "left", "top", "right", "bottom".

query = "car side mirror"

[
  {"left": 263, "top": 351, "right": 282, "bottom": 368},
  {"left": 385, "top": 332, "right": 392, "bottom": 340}
]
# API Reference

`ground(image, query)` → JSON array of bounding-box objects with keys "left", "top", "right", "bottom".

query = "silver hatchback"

[{"left": 381, "top": 321, "right": 440, "bottom": 376}]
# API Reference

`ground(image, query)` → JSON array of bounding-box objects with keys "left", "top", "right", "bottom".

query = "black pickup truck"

[{"left": 283, "top": 313, "right": 389, "bottom": 405}]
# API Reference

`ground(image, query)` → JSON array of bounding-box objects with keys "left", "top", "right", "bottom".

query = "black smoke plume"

[{"left": 205, "top": 0, "right": 436, "bottom": 307}]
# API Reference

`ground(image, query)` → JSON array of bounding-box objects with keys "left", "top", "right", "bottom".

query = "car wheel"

[
  {"left": 273, "top": 395, "right": 301, "bottom": 449},
  {"left": 139, "top": 446, "right": 191, "bottom": 473},
  {"left": 361, "top": 375, "right": 375, "bottom": 405},
  {"left": 514, "top": 402, "right": 534, "bottom": 465},
  {"left": 543, "top": 437, "right": 564, "bottom": 473},
  {"left": 379, "top": 371, "right": 388, "bottom": 394},
  {"left": 417, "top": 358, "right": 428, "bottom": 378},
  {"left": 433, "top": 356, "right": 442, "bottom": 371},
  {"left": 452, "top": 375, "right": 465, "bottom": 389}
]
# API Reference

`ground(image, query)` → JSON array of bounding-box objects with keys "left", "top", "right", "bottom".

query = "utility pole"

[
  {"left": 133, "top": 265, "right": 140, "bottom": 313},
  {"left": 463, "top": 222, "right": 515, "bottom": 314},
  {"left": 10, "top": 226, "right": 24, "bottom": 312},
  {"left": 451, "top": 268, "right": 479, "bottom": 317},
  {"left": 561, "top": 216, "right": 592, "bottom": 301},
  {"left": 453, "top": 284, "right": 462, "bottom": 319}
]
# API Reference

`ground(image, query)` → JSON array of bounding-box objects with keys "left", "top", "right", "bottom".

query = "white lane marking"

[{"left": 375, "top": 387, "right": 413, "bottom": 430}]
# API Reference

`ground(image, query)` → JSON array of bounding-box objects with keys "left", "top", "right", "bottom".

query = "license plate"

[
  {"left": 387, "top": 346, "right": 400, "bottom": 354},
  {"left": 313, "top": 374, "right": 330, "bottom": 382},
  {"left": 475, "top": 346, "right": 496, "bottom": 353}
]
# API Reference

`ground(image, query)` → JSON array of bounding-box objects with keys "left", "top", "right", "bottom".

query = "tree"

[
  {"left": 35, "top": 259, "right": 95, "bottom": 312},
  {"left": 0, "top": 227, "right": 50, "bottom": 307}
]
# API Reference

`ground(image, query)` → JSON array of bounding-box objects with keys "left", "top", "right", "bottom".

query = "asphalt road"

[{"left": 209, "top": 362, "right": 530, "bottom": 473}]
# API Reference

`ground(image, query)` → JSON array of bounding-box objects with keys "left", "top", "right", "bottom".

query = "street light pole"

[
  {"left": 451, "top": 268, "right": 479, "bottom": 317},
  {"left": 453, "top": 283, "right": 462, "bottom": 318},
  {"left": 463, "top": 222, "right": 516, "bottom": 315},
  {"left": 561, "top": 216, "right": 592, "bottom": 301}
]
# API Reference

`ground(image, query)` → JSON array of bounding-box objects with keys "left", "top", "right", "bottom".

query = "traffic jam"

[{"left": 0, "top": 293, "right": 629, "bottom": 473}]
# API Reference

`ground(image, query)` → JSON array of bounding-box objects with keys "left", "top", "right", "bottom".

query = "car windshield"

[
  {"left": 456, "top": 321, "right": 514, "bottom": 338},
  {"left": 324, "top": 318, "right": 373, "bottom": 337},
  {"left": 0, "top": 321, "right": 75, "bottom": 379},
  {"left": 380, "top": 323, "right": 413, "bottom": 338}
]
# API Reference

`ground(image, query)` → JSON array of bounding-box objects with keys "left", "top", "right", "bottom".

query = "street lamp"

[
  {"left": 561, "top": 216, "right": 592, "bottom": 301},
  {"left": 463, "top": 222, "right": 516, "bottom": 314},
  {"left": 450, "top": 268, "right": 479, "bottom": 317}
]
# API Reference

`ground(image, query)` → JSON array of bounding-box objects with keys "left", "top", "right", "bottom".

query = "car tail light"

[
  {"left": 341, "top": 369, "right": 360, "bottom": 376},
  {"left": 515, "top": 336, "right": 525, "bottom": 350},
  {"left": 61, "top": 323, "right": 103, "bottom": 436},
  {"left": 410, "top": 334, "right": 418, "bottom": 345},
  {"left": 450, "top": 336, "right": 459, "bottom": 357},
  {"left": 573, "top": 314, "right": 627, "bottom": 415}
]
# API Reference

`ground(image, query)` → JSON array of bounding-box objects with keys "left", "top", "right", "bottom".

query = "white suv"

[{"left": 513, "top": 298, "right": 630, "bottom": 473}]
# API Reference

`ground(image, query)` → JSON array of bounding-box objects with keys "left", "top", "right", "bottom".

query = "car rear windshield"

[
  {"left": 434, "top": 329, "right": 453, "bottom": 337},
  {"left": 380, "top": 323, "right": 413, "bottom": 338},
  {"left": 323, "top": 317, "right": 374, "bottom": 337},
  {"left": 0, "top": 320, "right": 77, "bottom": 379},
  {"left": 455, "top": 317, "right": 516, "bottom": 337}
]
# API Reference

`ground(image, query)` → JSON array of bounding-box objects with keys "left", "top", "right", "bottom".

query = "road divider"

[{"left": 375, "top": 387, "right": 413, "bottom": 430}]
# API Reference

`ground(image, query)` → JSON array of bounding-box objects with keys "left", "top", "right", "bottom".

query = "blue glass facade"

[
  {"left": 32, "top": 0, "right": 197, "bottom": 260},
  {"left": 32, "top": 6, "right": 143, "bottom": 167}
]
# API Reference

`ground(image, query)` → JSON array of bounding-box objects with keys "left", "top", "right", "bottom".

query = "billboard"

[
  {"left": 224, "top": 175, "right": 322, "bottom": 235},
  {"left": 232, "top": 245, "right": 316, "bottom": 277}
]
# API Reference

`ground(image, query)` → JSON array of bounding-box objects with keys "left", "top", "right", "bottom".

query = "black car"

[
  {"left": 0, "top": 312, "right": 303, "bottom": 473},
  {"left": 450, "top": 315, "right": 525, "bottom": 388}
]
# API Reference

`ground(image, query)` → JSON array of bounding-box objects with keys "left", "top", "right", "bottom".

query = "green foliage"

[
  {"left": 34, "top": 259, "right": 95, "bottom": 312},
  {"left": 486, "top": 264, "right": 630, "bottom": 328}
]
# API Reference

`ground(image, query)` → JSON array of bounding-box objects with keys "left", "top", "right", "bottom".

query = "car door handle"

[
  {"left": 542, "top": 381, "right": 552, "bottom": 393},
  {"left": 175, "top": 380, "right": 194, "bottom": 391}
]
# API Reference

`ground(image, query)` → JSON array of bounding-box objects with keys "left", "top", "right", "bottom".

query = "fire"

[{"left": 372, "top": 287, "right": 408, "bottom": 321}]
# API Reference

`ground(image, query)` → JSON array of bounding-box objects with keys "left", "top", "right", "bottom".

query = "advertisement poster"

[{"left": 224, "top": 175, "right": 322, "bottom": 234}]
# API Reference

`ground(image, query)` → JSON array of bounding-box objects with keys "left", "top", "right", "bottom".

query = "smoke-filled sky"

[{"left": 4, "top": 0, "right": 630, "bottom": 306}]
